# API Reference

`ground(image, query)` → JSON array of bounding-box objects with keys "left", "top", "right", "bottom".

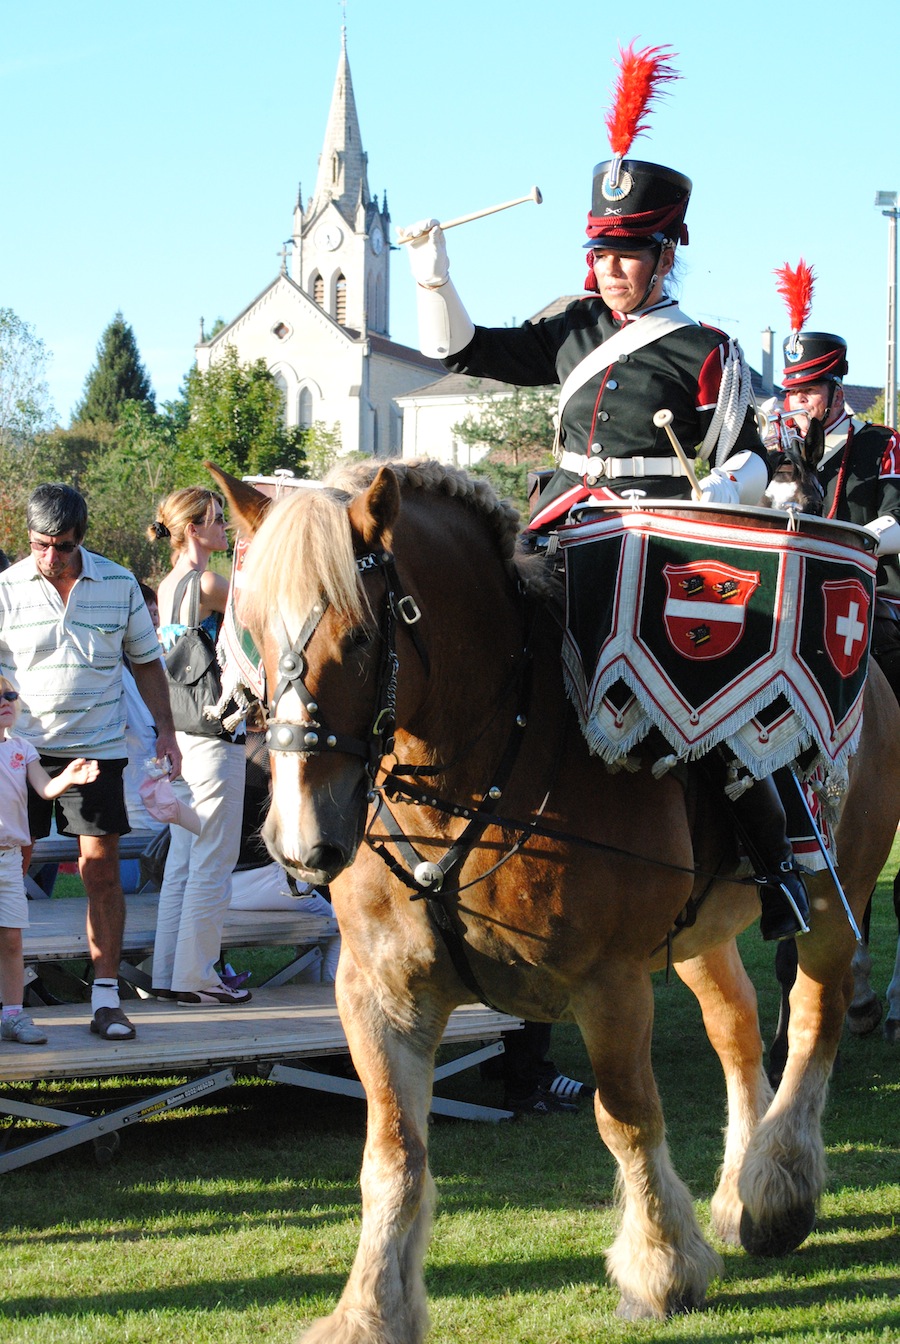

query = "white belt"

[{"left": 559, "top": 451, "right": 689, "bottom": 480}]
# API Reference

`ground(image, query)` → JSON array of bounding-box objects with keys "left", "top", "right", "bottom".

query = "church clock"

[
  {"left": 370, "top": 224, "right": 384, "bottom": 255},
  {"left": 314, "top": 222, "right": 344, "bottom": 252}
]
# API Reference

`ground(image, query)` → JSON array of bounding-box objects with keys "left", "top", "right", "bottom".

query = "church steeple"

[
  {"left": 310, "top": 28, "right": 369, "bottom": 223},
  {"left": 296, "top": 26, "right": 391, "bottom": 338}
]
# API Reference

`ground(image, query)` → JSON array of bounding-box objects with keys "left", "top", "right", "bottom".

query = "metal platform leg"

[
  {"left": 270, "top": 1038, "right": 514, "bottom": 1122},
  {"left": 0, "top": 1068, "right": 236, "bottom": 1173}
]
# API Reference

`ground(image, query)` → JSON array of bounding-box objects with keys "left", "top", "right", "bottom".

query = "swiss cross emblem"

[
  {"left": 662, "top": 561, "right": 760, "bottom": 660},
  {"left": 822, "top": 579, "right": 871, "bottom": 677}
]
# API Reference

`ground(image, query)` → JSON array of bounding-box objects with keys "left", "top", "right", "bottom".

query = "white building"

[{"left": 195, "top": 31, "right": 442, "bottom": 458}]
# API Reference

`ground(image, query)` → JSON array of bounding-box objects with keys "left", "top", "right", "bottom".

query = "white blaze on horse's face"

[{"left": 262, "top": 609, "right": 372, "bottom": 885}]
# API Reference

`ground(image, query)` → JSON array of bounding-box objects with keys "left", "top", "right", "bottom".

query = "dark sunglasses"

[
  {"left": 30, "top": 539, "right": 79, "bottom": 553},
  {"left": 0, "top": 691, "right": 20, "bottom": 703}
]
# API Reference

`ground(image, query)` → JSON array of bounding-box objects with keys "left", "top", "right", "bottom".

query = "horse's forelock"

[{"left": 241, "top": 488, "right": 366, "bottom": 640}]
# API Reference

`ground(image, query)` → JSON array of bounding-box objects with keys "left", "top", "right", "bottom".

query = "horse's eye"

[{"left": 348, "top": 625, "right": 374, "bottom": 649}]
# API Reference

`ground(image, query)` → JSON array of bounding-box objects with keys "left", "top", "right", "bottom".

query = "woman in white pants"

[{"left": 149, "top": 488, "right": 249, "bottom": 1005}]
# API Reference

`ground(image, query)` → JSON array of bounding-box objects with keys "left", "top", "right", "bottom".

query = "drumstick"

[
  {"left": 652, "top": 410, "right": 703, "bottom": 501},
  {"left": 397, "top": 187, "right": 542, "bottom": 244}
]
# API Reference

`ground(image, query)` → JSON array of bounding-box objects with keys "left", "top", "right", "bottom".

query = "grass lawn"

[{"left": 1, "top": 848, "right": 898, "bottom": 1342}]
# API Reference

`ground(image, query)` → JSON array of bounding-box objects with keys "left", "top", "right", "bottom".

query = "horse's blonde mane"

[{"left": 240, "top": 459, "right": 551, "bottom": 637}]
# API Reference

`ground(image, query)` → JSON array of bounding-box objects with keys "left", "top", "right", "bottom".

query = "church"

[{"left": 195, "top": 30, "right": 443, "bottom": 458}]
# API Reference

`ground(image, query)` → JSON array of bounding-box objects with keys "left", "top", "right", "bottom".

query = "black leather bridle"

[{"left": 264, "top": 549, "right": 426, "bottom": 782}]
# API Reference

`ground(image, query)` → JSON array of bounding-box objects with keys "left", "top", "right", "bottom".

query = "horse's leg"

[
  {"left": 847, "top": 896, "right": 882, "bottom": 1035},
  {"left": 301, "top": 953, "right": 444, "bottom": 1344},
  {"left": 675, "top": 941, "right": 773, "bottom": 1247},
  {"left": 885, "top": 867, "right": 900, "bottom": 1043},
  {"left": 737, "top": 871, "right": 856, "bottom": 1256},
  {"left": 767, "top": 938, "right": 798, "bottom": 1089},
  {"left": 577, "top": 965, "right": 723, "bottom": 1320}
]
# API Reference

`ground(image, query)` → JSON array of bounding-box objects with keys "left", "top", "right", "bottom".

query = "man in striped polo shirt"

[{"left": 0, "top": 484, "right": 182, "bottom": 1040}]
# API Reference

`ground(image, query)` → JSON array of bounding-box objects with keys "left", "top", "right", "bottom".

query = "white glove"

[
  {"left": 699, "top": 450, "right": 768, "bottom": 506},
  {"left": 402, "top": 219, "right": 449, "bottom": 288},
  {"left": 864, "top": 515, "right": 900, "bottom": 556}
]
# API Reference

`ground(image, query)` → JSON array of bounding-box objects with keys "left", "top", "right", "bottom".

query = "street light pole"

[{"left": 876, "top": 190, "right": 899, "bottom": 427}]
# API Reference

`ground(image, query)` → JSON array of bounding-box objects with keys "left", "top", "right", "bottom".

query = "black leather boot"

[{"left": 727, "top": 774, "right": 811, "bottom": 942}]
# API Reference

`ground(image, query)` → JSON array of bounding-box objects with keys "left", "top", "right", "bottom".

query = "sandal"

[
  {"left": 174, "top": 984, "right": 252, "bottom": 1006},
  {"left": 90, "top": 1005, "right": 136, "bottom": 1040}
]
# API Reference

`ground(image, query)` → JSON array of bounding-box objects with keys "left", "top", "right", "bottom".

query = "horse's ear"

[
  {"left": 205, "top": 461, "right": 271, "bottom": 536},
  {"left": 349, "top": 466, "right": 401, "bottom": 548},
  {"left": 801, "top": 418, "right": 826, "bottom": 472}
]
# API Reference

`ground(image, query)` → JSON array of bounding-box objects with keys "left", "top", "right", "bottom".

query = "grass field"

[{"left": 1, "top": 847, "right": 899, "bottom": 1343}]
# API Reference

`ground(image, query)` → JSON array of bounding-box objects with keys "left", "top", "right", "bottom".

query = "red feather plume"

[
  {"left": 774, "top": 259, "right": 816, "bottom": 333},
  {"left": 605, "top": 42, "right": 680, "bottom": 157}
]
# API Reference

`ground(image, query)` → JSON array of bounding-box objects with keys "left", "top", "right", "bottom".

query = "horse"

[
  {"left": 762, "top": 418, "right": 900, "bottom": 1062},
  {"left": 211, "top": 458, "right": 900, "bottom": 1339}
]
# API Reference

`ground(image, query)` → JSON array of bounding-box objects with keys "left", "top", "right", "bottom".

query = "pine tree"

[{"left": 72, "top": 311, "right": 155, "bottom": 425}]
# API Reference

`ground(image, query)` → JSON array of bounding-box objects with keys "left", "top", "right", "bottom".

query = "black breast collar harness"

[{"left": 265, "top": 549, "right": 427, "bottom": 780}]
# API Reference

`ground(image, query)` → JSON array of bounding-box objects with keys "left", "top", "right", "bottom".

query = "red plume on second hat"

[
  {"left": 584, "top": 41, "right": 690, "bottom": 282},
  {"left": 775, "top": 259, "right": 848, "bottom": 387}
]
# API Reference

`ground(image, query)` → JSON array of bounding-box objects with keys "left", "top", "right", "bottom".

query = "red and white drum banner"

[{"left": 557, "top": 504, "right": 877, "bottom": 779}]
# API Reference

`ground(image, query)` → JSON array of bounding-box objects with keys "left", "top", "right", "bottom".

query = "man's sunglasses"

[
  {"left": 30, "top": 539, "right": 79, "bottom": 553},
  {"left": 0, "top": 691, "right": 20, "bottom": 703}
]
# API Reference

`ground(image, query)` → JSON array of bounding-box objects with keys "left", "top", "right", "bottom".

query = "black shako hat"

[
  {"left": 781, "top": 331, "right": 848, "bottom": 388},
  {"left": 584, "top": 158, "right": 691, "bottom": 250}
]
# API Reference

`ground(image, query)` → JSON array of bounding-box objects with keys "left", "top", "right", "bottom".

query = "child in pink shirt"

[{"left": 0, "top": 676, "right": 99, "bottom": 1044}]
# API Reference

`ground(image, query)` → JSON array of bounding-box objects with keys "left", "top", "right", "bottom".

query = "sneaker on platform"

[{"left": 1, "top": 1011, "right": 48, "bottom": 1045}]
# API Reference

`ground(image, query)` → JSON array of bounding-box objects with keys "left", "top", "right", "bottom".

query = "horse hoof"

[
  {"left": 739, "top": 1202, "right": 816, "bottom": 1256},
  {"left": 884, "top": 1016, "right": 900, "bottom": 1045},
  {"left": 846, "top": 996, "right": 883, "bottom": 1037},
  {"left": 615, "top": 1295, "right": 661, "bottom": 1321},
  {"left": 615, "top": 1291, "right": 700, "bottom": 1320}
]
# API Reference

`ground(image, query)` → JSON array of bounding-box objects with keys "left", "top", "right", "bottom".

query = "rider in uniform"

[
  {"left": 780, "top": 328, "right": 900, "bottom": 698},
  {"left": 402, "top": 45, "right": 809, "bottom": 942}
]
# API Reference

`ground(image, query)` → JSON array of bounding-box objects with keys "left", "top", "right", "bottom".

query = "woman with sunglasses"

[
  {"left": 148, "top": 489, "right": 250, "bottom": 1005},
  {"left": 0, "top": 676, "right": 99, "bottom": 1044}
]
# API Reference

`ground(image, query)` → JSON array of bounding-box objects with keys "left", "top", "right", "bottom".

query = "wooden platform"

[
  {"left": 22, "top": 892, "right": 338, "bottom": 965},
  {"left": 0, "top": 987, "right": 522, "bottom": 1169}
]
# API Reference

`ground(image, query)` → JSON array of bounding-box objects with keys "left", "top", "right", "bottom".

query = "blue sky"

[{"left": 4, "top": 0, "right": 899, "bottom": 425}]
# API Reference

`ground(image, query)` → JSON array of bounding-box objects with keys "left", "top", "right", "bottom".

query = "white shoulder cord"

[{"left": 698, "top": 339, "right": 753, "bottom": 466}]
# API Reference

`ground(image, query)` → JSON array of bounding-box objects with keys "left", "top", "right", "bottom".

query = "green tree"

[
  {"left": 175, "top": 346, "right": 308, "bottom": 481},
  {"left": 0, "top": 308, "right": 57, "bottom": 556},
  {"left": 0, "top": 308, "right": 55, "bottom": 451},
  {"left": 72, "top": 312, "right": 155, "bottom": 426},
  {"left": 454, "top": 384, "right": 557, "bottom": 514},
  {"left": 454, "top": 384, "right": 556, "bottom": 467},
  {"left": 858, "top": 389, "right": 892, "bottom": 423}
]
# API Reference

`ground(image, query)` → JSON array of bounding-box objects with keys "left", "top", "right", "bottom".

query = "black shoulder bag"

[{"left": 164, "top": 571, "right": 226, "bottom": 739}]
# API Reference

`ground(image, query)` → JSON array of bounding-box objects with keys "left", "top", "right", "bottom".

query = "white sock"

[
  {"left": 92, "top": 979, "right": 120, "bottom": 1013},
  {"left": 2, "top": 1005, "right": 23, "bottom": 1019}
]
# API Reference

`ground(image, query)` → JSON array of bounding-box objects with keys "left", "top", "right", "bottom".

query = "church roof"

[{"left": 309, "top": 30, "right": 369, "bottom": 224}]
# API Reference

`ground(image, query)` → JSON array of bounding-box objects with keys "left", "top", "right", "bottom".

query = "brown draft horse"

[{"left": 212, "top": 458, "right": 900, "bottom": 1341}]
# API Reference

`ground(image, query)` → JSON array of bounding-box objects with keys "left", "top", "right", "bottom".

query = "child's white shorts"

[{"left": 0, "top": 847, "right": 29, "bottom": 928}]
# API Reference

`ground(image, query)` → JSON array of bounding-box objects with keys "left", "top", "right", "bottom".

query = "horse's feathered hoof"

[
  {"left": 615, "top": 1290, "right": 702, "bottom": 1321},
  {"left": 739, "top": 1202, "right": 816, "bottom": 1256},
  {"left": 846, "top": 994, "right": 883, "bottom": 1037},
  {"left": 883, "top": 1016, "right": 900, "bottom": 1045}
]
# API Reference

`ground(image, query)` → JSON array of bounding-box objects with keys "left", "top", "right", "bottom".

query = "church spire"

[{"left": 310, "top": 27, "right": 369, "bottom": 222}]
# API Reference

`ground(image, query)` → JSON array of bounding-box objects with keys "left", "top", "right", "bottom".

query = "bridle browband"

[{"left": 265, "top": 549, "right": 426, "bottom": 780}]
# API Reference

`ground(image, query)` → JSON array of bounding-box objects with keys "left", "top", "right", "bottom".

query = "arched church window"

[
  {"left": 299, "top": 386, "right": 314, "bottom": 428},
  {"left": 273, "top": 373, "right": 289, "bottom": 426},
  {"left": 335, "top": 273, "right": 347, "bottom": 325},
  {"left": 312, "top": 273, "right": 324, "bottom": 306}
]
